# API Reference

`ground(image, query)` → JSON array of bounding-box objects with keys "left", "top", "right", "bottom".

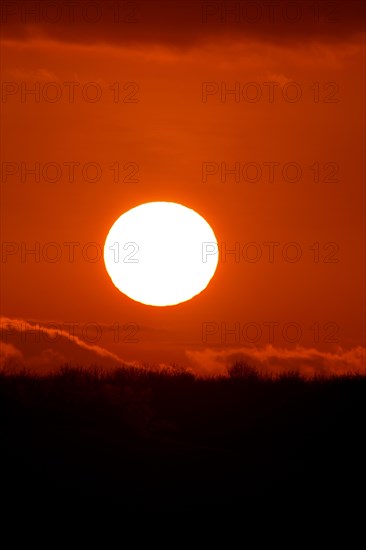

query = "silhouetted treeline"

[{"left": 1, "top": 363, "right": 365, "bottom": 502}]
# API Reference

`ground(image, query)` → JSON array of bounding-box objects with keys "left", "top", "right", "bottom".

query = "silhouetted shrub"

[{"left": 227, "top": 360, "right": 260, "bottom": 380}]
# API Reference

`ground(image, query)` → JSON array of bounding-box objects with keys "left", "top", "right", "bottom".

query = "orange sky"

[{"left": 1, "top": 0, "right": 365, "bottom": 375}]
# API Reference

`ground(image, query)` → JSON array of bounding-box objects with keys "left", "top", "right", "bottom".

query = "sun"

[{"left": 103, "top": 202, "right": 219, "bottom": 306}]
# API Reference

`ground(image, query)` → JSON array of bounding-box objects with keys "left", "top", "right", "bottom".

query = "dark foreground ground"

[{"left": 1, "top": 365, "right": 365, "bottom": 502}]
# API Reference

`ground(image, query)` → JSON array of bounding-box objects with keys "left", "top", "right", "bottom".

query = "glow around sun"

[{"left": 103, "top": 202, "right": 219, "bottom": 306}]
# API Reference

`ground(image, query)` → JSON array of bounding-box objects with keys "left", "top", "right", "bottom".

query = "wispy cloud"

[
  {"left": 186, "top": 344, "right": 366, "bottom": 377},
  {"left": 1, "top": 318, "right": 365, "bottom": 378},
  {"left": 0, "top": 317, "right": 136, "bottom": 373}
]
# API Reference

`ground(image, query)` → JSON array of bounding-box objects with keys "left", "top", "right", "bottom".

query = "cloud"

[
  {"left": 0, "top": 317, "right": 136, "bottom": 373},
  {"left": 186, "top": 344, "right": 366, "bottom": 377},
  {"left": 1, "top": 0, "right": 364, "bottom": 49},
  {"left": 1, "top": 318, "right": 365, "bottom": 378},
  {"left": 0, "top": 341, "right": 24, "bottom": 365}
]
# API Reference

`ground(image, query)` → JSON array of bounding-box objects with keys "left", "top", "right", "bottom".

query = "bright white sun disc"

[{"left": 103, "top": 202, "right": 219, "bottom": 306}]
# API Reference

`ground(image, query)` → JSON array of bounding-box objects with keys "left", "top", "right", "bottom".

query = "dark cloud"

[{"left": 1, "top": 0, "right": 364, "bottom": 48}]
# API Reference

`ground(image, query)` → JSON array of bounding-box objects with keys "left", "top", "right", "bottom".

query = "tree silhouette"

[{"left": 227, "top": 360, "right": 259, "bottom": 380}]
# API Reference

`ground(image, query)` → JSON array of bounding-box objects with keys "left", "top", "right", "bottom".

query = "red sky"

[{"left": 1, "top": 0, "right": 365, "bottom": 375}]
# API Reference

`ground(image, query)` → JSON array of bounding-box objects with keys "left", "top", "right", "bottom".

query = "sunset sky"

[{"left": 1, "top": 0, "right": 365, "bottom": 376}]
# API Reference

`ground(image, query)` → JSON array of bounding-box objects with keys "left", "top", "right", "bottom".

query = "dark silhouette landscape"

[{"left": 1, "top": 362, "right": 365, "bottom": 501}]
